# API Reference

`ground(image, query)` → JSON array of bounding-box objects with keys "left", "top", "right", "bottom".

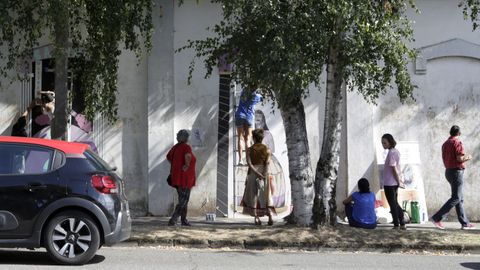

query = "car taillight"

[{"left": 91, "top": 175, "right": 118, "bottom": 194}]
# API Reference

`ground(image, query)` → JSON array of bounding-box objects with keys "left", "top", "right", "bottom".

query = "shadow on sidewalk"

[{"left": 460, "top": 263, "right": 480, "bottom": 270}]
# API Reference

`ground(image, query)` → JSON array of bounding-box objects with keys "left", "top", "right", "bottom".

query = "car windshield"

[{"left": 84, "top": 150, "right": 113, "bottom": 171}]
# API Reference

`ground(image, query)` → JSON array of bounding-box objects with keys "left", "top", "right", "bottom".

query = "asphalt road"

[{"left": 1, "top": 246, "right": 480, "bottom": 270}]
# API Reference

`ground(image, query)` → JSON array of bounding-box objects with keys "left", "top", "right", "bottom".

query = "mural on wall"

[
  {"left": 233, "top": 89, "right": 292, "bottom": 216},
  {"left": 254, "top": 110, "right": 287, "bottom": 208}
]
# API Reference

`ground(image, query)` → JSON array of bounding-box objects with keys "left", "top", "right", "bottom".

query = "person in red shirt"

[
  {"left": 167, "top": 130, "right": 197, "bottom": 226},
  {"left": 432, "top": 125, "right": 475, "bottom": 230}
]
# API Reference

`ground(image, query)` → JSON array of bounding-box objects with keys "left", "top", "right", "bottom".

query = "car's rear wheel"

[{"left": 44, "top": 211, "right": 100, "bottom": 265}]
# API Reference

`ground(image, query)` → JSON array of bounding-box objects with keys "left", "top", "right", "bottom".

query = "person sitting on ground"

[{"left": 342, "top": 178, "right": 377, "bottom": 229}]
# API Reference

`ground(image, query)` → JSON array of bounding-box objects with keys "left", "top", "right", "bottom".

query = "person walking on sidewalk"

[
  {"left": 167, "top": 130, "right": 197, "bottom": 226},
  {"left": 241, "top": 129, "right": 275, "bottom": 225},
  {"left": 381, "top": 133, "right": 406, "bottom": 230},
  {"left": 343, "top": 178, "right": 377, "bottom": 229},
  {"left": 432, "top": 125, "right": 475, "bottom": 230},
  {"left": 235, "top": 86, "right": 262, "bottom": 165}
]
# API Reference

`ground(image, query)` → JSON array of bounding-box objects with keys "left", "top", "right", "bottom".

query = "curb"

[
  {"left": 125, "top": 236, "right": 480, "bottom": 253},
  {"left": 127, "top": 219, "right": 480, "bottom": 254}
]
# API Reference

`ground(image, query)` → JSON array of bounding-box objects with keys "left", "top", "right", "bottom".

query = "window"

[
  {"left": 84, "top": 150, "right": 113, "bottom": 172},
  {"left": 0, "top": 144, "right": 55, "bottom": 175},
  {"left": 52, "top": 150, "right": 66, "bottom": 171}
]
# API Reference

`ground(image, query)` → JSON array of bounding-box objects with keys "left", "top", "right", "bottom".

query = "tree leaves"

[
  {"left": 0, "top": 0, "right": 153, "bottom": 122},
  {"left": 178, "top": 0, "right": 331, "bottom": 108},
  {"left": 179, "top": 0, "right": 417, "bottom": 107},
  {"left": 459, "top": 0, "right": 480, "bottom": 30}
]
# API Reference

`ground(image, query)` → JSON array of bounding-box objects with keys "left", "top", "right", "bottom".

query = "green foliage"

[
  {"left": 0, "top": 0, "right": 153, "bottom": 122},
  {"left": 0, "top": 1, "right": 47, "bottom": 79},
  {"left": 337, "top": 0, "right": 417, "bottom": 103},
  {"left": 179, "top": 0, "right": 416, "bottom": 107},
  {"left": 459, "top": 0, "right": 480, "bottom": 30},
  {"left": 178, "top": 1, "right": 328, "bottom": 108}
]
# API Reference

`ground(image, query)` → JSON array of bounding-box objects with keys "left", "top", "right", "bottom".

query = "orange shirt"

[{"left": 249, "top": 143, "right": 269, "bottom": 165}]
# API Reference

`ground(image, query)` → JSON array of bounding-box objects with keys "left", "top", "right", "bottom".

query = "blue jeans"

[
  {"left": 345, "top": 204, "right": 376, "bottom": 229},
  {"left": 432, "top": 169, "right": 469, "bottom": 225}
]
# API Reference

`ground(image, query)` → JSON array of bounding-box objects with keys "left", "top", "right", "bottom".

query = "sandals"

[{"left": 254, "top": 217, "right": 273, "bottom": 226}]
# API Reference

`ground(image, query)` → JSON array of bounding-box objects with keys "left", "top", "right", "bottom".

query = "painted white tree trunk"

[
  {"left": 279, "top": 99, "right": 315, "bottom": 226},
  {"left": 312, "top": 46, "right": 344, "bottom": 227}
]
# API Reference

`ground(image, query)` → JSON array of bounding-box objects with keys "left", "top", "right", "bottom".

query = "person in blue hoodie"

[{"left": 343, "top": 178, "right": 377, "bottom": 229}]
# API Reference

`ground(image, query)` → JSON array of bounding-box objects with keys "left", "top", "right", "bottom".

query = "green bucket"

[{"left": 410, "top": 201, "right": 420, "bottom": 223}]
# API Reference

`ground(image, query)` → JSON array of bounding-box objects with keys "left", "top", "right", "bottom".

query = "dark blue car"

[{"left": 0, "top": 136, "right": 131, "bottom": 265}]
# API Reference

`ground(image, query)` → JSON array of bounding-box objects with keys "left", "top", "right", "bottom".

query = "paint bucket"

[
  {"left": 411, "top": 201, "right": 420, "bottom": 224},
  {"left": 206, "top": 213, "right": 216, "bottom": 222}
]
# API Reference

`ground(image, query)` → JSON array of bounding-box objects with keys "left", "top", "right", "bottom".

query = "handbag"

[
  {"left": 166, "top": 144, "right": 177, "bottom": 188},
  {"left": 167, "top": 174, "right": 173, "bottom": 187}
]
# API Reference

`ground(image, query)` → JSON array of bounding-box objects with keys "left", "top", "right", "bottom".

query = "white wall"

[
  {"left": 372, "top": 57, "right": 480, "bottom": 220},
  {"left": 147, "top": 0, "right": 176, "bottom": 215},
  {"left": 409, "top": 0, "right": 478, "bottom": 47},
  {"left": 345, "top": 91, "right": 377, "bottom": 205},
  {"left": 113, "top": 49, "right": 149, "bottom": 215},
  {"left": 172, "top": 1, "right": 223, "bottom": 215},
  {"left": 347, "top": 0, "right": 480, "bottom": 220},
  {"left": 0, "top": 76, "right": 22, "bottom": 137}
]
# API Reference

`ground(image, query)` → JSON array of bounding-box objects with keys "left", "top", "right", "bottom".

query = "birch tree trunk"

[
  {"left": 51, "top": 0, "right": 69, "bottom": 140},
  {"left": 278, "top": 97, "right": 315, "bottom": 226},
  {"left": 312, "top": 46, "right": 344, "bottom": 227}
]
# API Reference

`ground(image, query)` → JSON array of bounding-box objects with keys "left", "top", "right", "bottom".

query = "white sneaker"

[{"left": 336, "top": 216, "right": 348, "bottom": 225}]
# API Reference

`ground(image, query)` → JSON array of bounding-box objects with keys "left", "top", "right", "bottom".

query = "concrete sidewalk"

[{"left": 127, "top": 216, "right": 480, "bottom": 253}]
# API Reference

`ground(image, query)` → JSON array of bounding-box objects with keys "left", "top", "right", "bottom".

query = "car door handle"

[{"left": 27, "top": 183, "right": 47, "bottom": 192}]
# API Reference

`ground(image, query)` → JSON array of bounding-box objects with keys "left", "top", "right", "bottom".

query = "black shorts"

[{"left": 235, "top": 117, "right": 253, "bottom": 128}]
